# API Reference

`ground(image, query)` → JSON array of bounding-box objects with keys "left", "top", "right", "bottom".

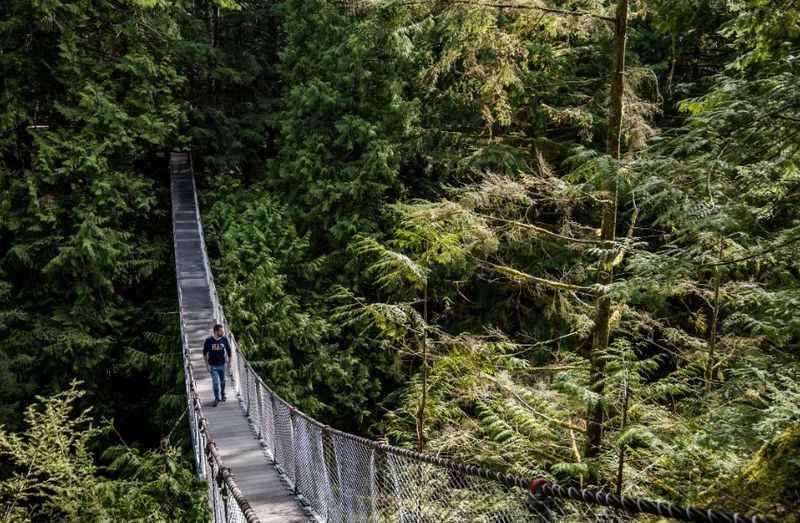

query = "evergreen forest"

[{"left": 1, "top": 0, "right": 799, "bottom": 520}]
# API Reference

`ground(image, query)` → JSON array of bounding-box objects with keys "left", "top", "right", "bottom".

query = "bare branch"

[
  {"left": 701, "top": 234, "right": 800, "bottom": 268},
  {"left": 611, "top": 208, "right": 639, "bottom": 267}
]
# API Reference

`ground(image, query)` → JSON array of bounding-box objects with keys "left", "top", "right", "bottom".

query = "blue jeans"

[{"left": 210, "top": 364, "right": 227, "bottom": 401}]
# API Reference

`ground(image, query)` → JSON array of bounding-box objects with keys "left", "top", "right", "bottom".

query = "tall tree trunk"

[
  {"left": 209, "top": 2, "right": 220, "bottom": 106},
  {"left": 585, "top": 0, "right": 629, "bottom": 464},
  {"left": 705, "top": 242, "right": 723, "bottom": 392},
  {"left": 666, "top": 34, "right": 677, "bottom": 96},
  {"left": 416, "top": 284, "right": 429, "bottom": 452},
  {"left": 615, "top": 377, "right": 630, "bottom": 496}
]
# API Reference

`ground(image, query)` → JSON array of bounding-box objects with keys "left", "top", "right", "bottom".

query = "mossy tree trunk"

[{"left": 585, "top": 0, "right": 629, "bottom": 465}]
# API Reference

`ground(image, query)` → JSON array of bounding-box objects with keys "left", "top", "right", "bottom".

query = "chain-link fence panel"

[
  {"left": 328, "top": 432, "right": 376, "bottom": 523},
  {"left": 376, "top": 450, "right": 524, "bottom": 523},
  {"left": 272, "top": 395, "right": 296, "bottom": 487},
  {"left": 293, "top": 413, "right": 331, "bottom": 518},
  {"left": 226, "top": 493, "right": 248, "bottom": 523},
  {"left": 258, "top": 380, "right": 276, "bottom": 457}
]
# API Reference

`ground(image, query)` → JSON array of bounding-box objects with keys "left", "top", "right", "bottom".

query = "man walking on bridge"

[{"left": 204, "top": 324, "right": 232, "bottom": 407}]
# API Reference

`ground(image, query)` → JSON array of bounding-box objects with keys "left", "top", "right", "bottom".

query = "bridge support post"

[
  {"left": 289, "top": 407, "right": 299, "bottom": 496},
  {"left": 244, "top": 363, "right": 251, "bottom": 416},
  {"left": 270, "top": 394, "right": 278, "bottom": 464},
  {"left": 256, "top": 382, "right": 263, "bottom": 440}
]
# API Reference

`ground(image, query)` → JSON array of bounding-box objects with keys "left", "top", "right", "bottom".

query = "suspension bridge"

[{"left": 170, "top": 152, "right": 771, "bottom": 523}]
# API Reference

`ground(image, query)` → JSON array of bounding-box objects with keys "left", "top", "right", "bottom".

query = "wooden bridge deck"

[{"left": 171, "top": 154, "right": 310, "bottom": 522}]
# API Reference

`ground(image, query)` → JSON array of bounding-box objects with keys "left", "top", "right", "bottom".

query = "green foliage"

[
  {"left": 722, "top": 0, "right": 800, "bottom": 68},
  {"left": 713, "top": 424, "right": 800, "bottom": 522},
  {"left": 2, "top": 0, "right": 795, "bottom": 517},
  {"left": 217, "top": 2, "right": 799, "bottom": 518},
  {"left": 0, "top": 0, "right": 199, "bottom": 515},
  {"left": 202, "top": 175, "right": 391, "bottom": 423},
  {"left": 0, "top": 385, "right": 206, "bottom": 522},
  {"left": 269, "top": 0, "right": 418, "bottom": 248},
  {"left": 177, "top": 0, "right": 278, "bottom": 173},
  {"left": 0, "top": 385, "right": 101, "bottom": 521},
  {"left": 0, "top": 0, "right": 187, "bottom": 432}
]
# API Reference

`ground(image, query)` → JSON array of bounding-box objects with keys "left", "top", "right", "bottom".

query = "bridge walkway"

[{"left": 171, "top": 153, "right": 310, "bottom": 523}]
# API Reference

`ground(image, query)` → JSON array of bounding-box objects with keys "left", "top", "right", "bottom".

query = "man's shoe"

[
  {"left": 222, "top": 393, "right": 226, "bottom": 402},
  {"left": 212, "top": 399, "right": 219, "bottom": 407}
]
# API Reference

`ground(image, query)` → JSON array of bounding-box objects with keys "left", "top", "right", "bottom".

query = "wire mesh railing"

[{"left": 173, "top": 152, "right": 773, "bottom": 523}]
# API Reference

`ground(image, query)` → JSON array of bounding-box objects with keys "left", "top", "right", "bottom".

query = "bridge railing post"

[
  {"left": 249, "top": 365, "right": 256, "bottom": 420},
  {"left": 269, "top": 394, "right": 278, "bottom": 463},
  {"left": 235, "top": 343, "right": 244, "bottom": 399},
  {"left": 289, "top": 407, "right": 299, "bottom": 496},
  {"left": 255, "top": 380, "right": 263, "bottom": 440},
  {"left": 247, "top": 363, "right": 259, "bottom": 428},
  {"left": 373, "top": 442, "right": 387, "bottom": 520},
  {"left": 243, "top": 362, "right": 250, "bottom": 415},
  {"left": 240, "top": 349, "right": 247, "bottom": 407},
  {"left": 321, "top": 425, "right": 334, "bottom": 520}
]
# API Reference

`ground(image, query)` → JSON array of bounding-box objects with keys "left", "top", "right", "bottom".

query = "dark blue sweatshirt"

[{"left": 203, "top": 335, "right": 231, "bottom": 366}]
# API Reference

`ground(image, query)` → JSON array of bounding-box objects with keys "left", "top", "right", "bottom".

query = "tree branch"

[
  {"left": 611, "top": 208, "right": 639, "bottom": 267},
  {"left": 438, "top": 0, "right": 615, "bottom": 22},
  {"left": 479, "top": 213, "right": 607, "bottom": 245},
  {"left": 482, "top": 373, "right": 587, "bottom": 433},
  {"left": 701, "top": 234, "right": 800, "bottom": 268},
  {"left": 481, "top": 260, "right": 597, "bottom": 294}
]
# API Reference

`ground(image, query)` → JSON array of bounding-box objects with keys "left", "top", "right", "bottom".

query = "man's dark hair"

[{"left": 213, "top": 324, "right": 224, "bottom": 333}]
